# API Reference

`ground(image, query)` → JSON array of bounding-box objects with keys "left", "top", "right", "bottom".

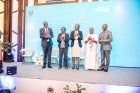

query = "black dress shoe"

[
  {"left": 65, "top": 67, "right": 68, "bottom": 69},
  {"left": 104, "top": 67, "right": 108, "bottom": 72},
  {"left": 97, "top": 69, "right": 104, "bottom": 71},
  {"left": 72, "top": 66, "right": 75, "bottom": 69},
  {"left": 58, "top": 67, "right": 62, "bottom": 69},
  {"left": 48, "top": 66, "right": 52, "bottom": 68},
  {"left": 42, "top": 66, "right": 46, "bottom": 69},
  {"left": 76, "top": 68, "right": 79, "bottom": 70}
]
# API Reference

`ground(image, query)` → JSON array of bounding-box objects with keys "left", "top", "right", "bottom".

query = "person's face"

[
  {"left": 74, "top": 24, "right": 80, "bottom": 30},
  {"left": 89, "top": 28, "right": 94, "bottom": 34},
  {"left": 43, "top": 22, "right": 48, "bottom": 28},
  {"left": 61, "top": 28, "right": 66, "bottom": 33},
  {"left": 102, "top": 24, "right": 107, "bottom": 31}
]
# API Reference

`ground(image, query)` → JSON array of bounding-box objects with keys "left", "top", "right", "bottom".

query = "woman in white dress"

[
  {"left": 70, "top": 24, "right": 83, "bottom": 70},
  {"left": 84, "top": 27, "right": 98, "bottom": 71}
]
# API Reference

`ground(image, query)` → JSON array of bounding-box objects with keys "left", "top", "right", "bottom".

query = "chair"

[
  {"left": 20, "top": 48, "right": 35, "bottom": 63},
  {"left": 80, "top": 48, "right": 85, "bottom": 65},
  {"left": 51, "top": 48, "right": 59, "bottom": 64}
]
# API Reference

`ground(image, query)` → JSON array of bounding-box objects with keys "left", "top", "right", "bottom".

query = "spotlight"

[{"left": 0, "top": 76, "right": 16, "bottom": 90}]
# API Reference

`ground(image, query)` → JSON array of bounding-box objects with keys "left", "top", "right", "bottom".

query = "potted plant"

[
  {"left": 1, "top": 42, "right": 15, "bottom": 62},
  {"left": 63, "top": 83, "right": 86, "bottom": 93}
]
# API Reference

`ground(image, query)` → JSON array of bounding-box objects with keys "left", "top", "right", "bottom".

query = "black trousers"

[
  {"left": 0, "top": 60, "right": 2, "bottom": 69},
  {"left": 101, "top": 49, "right": 111, "bottom": 69},
  {"left": 59, "top": 47, "right": 68, "bottom": 67},
  {"left": 42, "top": 42, "right": 52, "bottom": 67}
]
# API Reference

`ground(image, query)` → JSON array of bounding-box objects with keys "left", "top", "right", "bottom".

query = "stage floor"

[{"left": 1, "top": 62, "right": 140, "bottom": 87}]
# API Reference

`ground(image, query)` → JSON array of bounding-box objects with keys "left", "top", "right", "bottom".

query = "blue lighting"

[
  {"left": 0, "top": 76, "right": 16, "bottom": 90},
  {"left": 25, "top": 0, "right": 140, "bottom": 67},
  {"left": 107, "top": 85, "right": 140, "bottom": 93}
]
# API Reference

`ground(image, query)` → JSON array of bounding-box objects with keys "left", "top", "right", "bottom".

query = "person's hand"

[
  {"left": 99, "top": 40, "right": 104, "bottom": 42},
  {"left": 88, "top": 36, "right": 92, "bottom": 40},
  {"left": 61, "top": 36, "right": 64, "bottom": 40},
  {"left": 61, "top": 34, "right": 65, "bottom": 40},
  {"left": 85, "top": 41, "right": 88, "bottom": 44},
  {"left": 46, "top": 35, "right": 50, "bottom": 38},
  {"left": 77, "top": 34, "right": 80, "bottom": 37},
  {"left": 62, "top": 36, "right": 64, "bottom": 39}
]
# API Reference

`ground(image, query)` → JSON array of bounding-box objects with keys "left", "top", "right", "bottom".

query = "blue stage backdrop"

[{"left": 25, "top": 0, "right": 140, "bottom": 67}]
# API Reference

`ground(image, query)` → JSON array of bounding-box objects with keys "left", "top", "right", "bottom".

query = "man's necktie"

[{"left": 45, "top": 28, "right": 49, "bottom": 36}]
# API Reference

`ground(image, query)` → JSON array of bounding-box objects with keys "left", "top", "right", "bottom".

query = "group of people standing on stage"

[{"left": 40, "top": 21, "right": 113, "bottom": 72}]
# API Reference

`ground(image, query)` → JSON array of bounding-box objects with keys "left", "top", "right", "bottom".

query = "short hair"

[
  {"left": 89, "top": 27, "right": 94, "bottom": 30},
  {"left": 103, "top": 24, "right": 108, "bottom": 27},
  {"left": 43, "top": 21, "right": 48, "bottom": 25},
  {"left": 75, "top": 24, "right": 80, "bottom": 29},
  {"left": 61, "top": 27, "right": 66, "bottom": 31}
]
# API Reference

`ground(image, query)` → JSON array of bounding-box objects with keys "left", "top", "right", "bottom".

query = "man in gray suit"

[
  {"left": 99, "top": 24, "right": 113, "bottom": 72},
  {"left": 40, "top": 21, "right": 54, "bottom": 69}
]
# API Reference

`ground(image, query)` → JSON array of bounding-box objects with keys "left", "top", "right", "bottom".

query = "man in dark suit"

[
  {"left": 57, "top": 27, "right": 69, "bottom": 69},
  {"left": 40, "top": 21, "right": 54, "bottom": 69},
  {"left": 70, "top": 24, "right": 83, "bottom": 70}
]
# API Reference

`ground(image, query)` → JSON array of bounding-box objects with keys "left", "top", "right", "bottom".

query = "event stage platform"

[
  {"left": 1, "top": 62, "right": 140, "bottom": 93},
  {"left": 1, "top": 62, "right": 140, "bottom": 87}
]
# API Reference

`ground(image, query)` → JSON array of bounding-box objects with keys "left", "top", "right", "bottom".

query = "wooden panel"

[
  {"left": 24, "top": 0, "right": 28, "bottom": 9},
  {"left": 4, "top": 0, "right": 12, "bottom": 42},
  {"left": 0, "top": 0, "right": 4, "bottom": 34},
  {"left": 34, "top": 0, "right": 38, "bottom": 5},
  {"left": 3, "top": 0, "right": 12, "bottom": 61},
  {"left": 17, "top": 0, "right": 23, "bottom": 62}
]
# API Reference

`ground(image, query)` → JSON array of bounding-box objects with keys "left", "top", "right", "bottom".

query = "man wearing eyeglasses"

[{"left": 57, "top": 27, "right": 69, "bottom": 69}]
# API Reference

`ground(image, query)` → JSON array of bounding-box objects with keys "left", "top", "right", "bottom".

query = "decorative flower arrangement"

[
  {"left": 88, "top": 36, "right": 93, "bottom": 48},
  {"left": 1, "top": 42, "right": 15, "bottom": 52},
  {"left": 47, "top": 87, "right": 54, "bottom": 93},
  {"left": 1, "top": 42, "right": 15, "bottom": 62},
  {"left": 63, "top": 83, "right": 86, "bottom": 93},
  {"left": 89, "top": 40, "right": 93, "bottom": 48}
]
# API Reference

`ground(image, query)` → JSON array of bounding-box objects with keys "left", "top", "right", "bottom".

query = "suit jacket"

[
  {"left": 99, "top": 31, "right": 113, "bottom": 50},
  {"left": 40, "top": 27, "right": 54, "bottom": 47},
  {"left": 57, "top": 33, "right": 69, "bottom": 48},
  {"left": 70, "top": 30, "right": 83, "bottom": 47}
]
